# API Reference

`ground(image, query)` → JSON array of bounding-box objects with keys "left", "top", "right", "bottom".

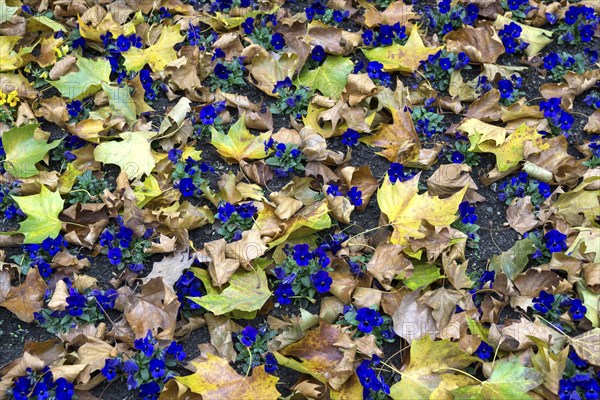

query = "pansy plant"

[
  {"left": 215, "top": 201, "right": 257, "bottom": 242},
  {"left": 498, "top": 22, "right": 529, "bottom": 54},
  {"left": 531, "top": 289, "right": 587, "bottom": 333},
  {"left": 34, "top": 279, "right": 117, "bottom": 334},
  {"left": 542, "top": 51, "right": 592, "bottom": 82},
  {"left": 356, "top": 355, "right": 391, "bottom": 400},
  {"left": 208, "top": 53, "right": 246, "bottom": 92},
  {"left": 193, "top": 101, "right": 226, "bottom": 139},
  {"left": 420, "top": 50, "right": 471, "bottom": 92},
  {"left": 12, "top": 235, "right": 70, "bottom": 279},
  {"left": 362, "top": 23, "right": 408, "bottom": 47},
  {"left": 101, "top": 330, "right": 185, "bottom": 399},
  {"left": 265, "top": 141, "right": 305, "bottom": 177},
  {"left": 447, "top": 136, "right": 479, "bottom": 167},
  {"left": 554, "top": 5, "right": 599, "bottom": 45},
  {"left": 539, "top": 97, "right": 574, "bottom": 136},
  {"left": 424, "top": 0, "right": 479, "bottom": 36},
  {"left": 270, "top": 78, "right": 312, "bottom": 120},
  {"left": 68, "top": 170, "right": 112, "bottom": 204},
  {"left": 0, "top": 180, "right": 24, "bottom": 223},
  {"left": 50, "top": 135, "right": 87, "bottom": 172},
  {"left": 411, "top": 101, "right": 447, "bottom": 139},
  {"left": 452, "top": 201, "right": 480, "bottom": 249},
  {"left": 7, "top": 367, "right": 75, "bottom": 400},
  {"left": 234, "top": 325, "right": 278, "bottom": 374},
  {"left": 339, "top": 306, "right": 394, "bottom": 346},
  {"left": 174, "top": 270, "right": 205, "bottom": 318},
  {"left": 496, "top": 171, "right": 553, "bottom": 207},
  {"left": 98, "top": 217, "right": 153, "bottom": 272},
  {"left": 241, "top": 15, "right": 286, "bottom": 52},
  {"left": 273, "top": 243, "right": 333, "bottom": 305},
  {"left": 583, "top": 136, "right": 600, "bottom": 168},
  {"left": 305, "top": 0, "right": 349, "bottom": 25},
  {"left": 501, "top": 0, "right": 533, "bottom": 21},
  {"left": 497, "top": 74, "right": 525, "bottom": 106},
  {"left": 169, "top": 149, "right": 215, "bottom": 199}
]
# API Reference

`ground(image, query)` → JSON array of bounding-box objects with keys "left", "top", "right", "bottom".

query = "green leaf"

[
  {"left": 11, "top": 185, "right": 64, "bottom": 244},
  {"left": 49, "top": 56, "right": 111, "bottom": 100},
  {"left": 2, "top": 124, "right": 61, "bottom": 178},
  {"left": 102, "top": 82, "right": 137, "bottom": 124},
  {"left": 452, "top": 359, "right": 544, "bottom": 400},
  {"left": 402, "top": 263, "right": 444, "bottom": 290},
  {"left": 296, "top": 56, "right": 354, "bottom": 99},
  {"left": 189, "top": 268, "right": 271, "bottom": 316},
  {"left": 489, "top": 238, "right": 536, "bottom": 280},
  {"left": 93, "top": 131, "right": 157, "bottom": 180}
]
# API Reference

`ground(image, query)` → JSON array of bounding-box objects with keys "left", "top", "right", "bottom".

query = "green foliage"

[{"left": 69, "top": 170, "right": 111, "bottom": 204}]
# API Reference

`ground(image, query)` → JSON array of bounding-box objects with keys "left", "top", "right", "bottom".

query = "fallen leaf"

[
  {"left": 211, "top": 114, "right": 272, "bottom": 163},
  {"left": 93, "top": 131, "right": 157, "bottom": 180},
  {"left": 2, "top": 124, "right": 61, "bottom": 178},
  {"left": 176, "top": 353, "right": 280, "bottom": 399},
  {"left": 362, "top": 28, "right": 443, "bottom": 73},
  {"left": 297, "top": 56, "right": 354, "bottom": 99},
  {"left": 122, "top": 24, "right": 184, "bottom": 72},
  {"left": 378, "top": 173, "right": 468, "bottom": 246},
  {"left": 0, "top": 268, "right": 47, "bottom": 322},
  {"left": 49, "top": 56, "right": 111, "bottom": 100},
  {"left": 10, "top": 185, "right": 64, "bottom": 244}
]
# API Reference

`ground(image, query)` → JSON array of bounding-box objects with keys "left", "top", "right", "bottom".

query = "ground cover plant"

[{"left": 0, "top": 0, "right": 599, "bottom": 399}]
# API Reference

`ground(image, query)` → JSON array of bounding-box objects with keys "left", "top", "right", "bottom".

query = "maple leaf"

[
  {"left": 49, "top": 56, "right": 111, "bottom": 100},
  {"left": 452, "top": 359, "right": 544, "bottom": 400},
  {"left": 296, "top": 56, "right": 354, "bottom": 99},
  {"left": 211, "top": 113, "right": 272, "bottom": 163},
  {"left": 389, "top": 335, "right": 478, "bottom": 399},
  {"left": 122, "top": 25, "right": 184, "bottom": 72},
  {"left": 1, "top": 124, "right": 61, "bottom": 178},
  {"left": 360, "top": 107, "right": 421, "bottom": 163},
  {"left": 176, "top": 353, "right": 280, "bottom": 400},
  {"left": 377, "top": 174, "right": 468, "bottom": 246},
  {"left": 0, "top": 268, "right": 47, "bottom": 322},
  {"left": 93, "top": 131, "right": 157, "bottom": 180},
  {"left": 362, "top": 28, "right": 443, "bottom": 73},
  {"left": 189, "top": 268, "right": 271, "bottom": 316},
  {"left": 11, "top": 185, "right": 64, "bottom": 244},
  {"left": 468, "top": 123, "right": 548, "bottom": 172}
]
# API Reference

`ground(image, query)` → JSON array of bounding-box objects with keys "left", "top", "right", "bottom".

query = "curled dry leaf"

[{"left": 445, "top": 24, "right": 505, "bottom": 64}]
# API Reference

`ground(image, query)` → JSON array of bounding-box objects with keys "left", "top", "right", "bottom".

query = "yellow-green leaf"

[
  {"left": 122, "top": 25, "right": 184, "bottom": 72},
  {"left": 176, "top": 353, "right": 280, "bottom": 400},
  {"left": 390, "top": 336, "right": 478, "bottom": 399},
  {"left": 211, "top": 113, "right": 272, "bottom": 163},
  {"left": 0, "top": 1, "right": 19, "bottom": 24},
  {"left": 296, "top": 56, "right": 354, "bottom": 99},
  {"left": 452, "top": 359, "right": 544, "bottom": 400},
  {"left": 11, "top": 185, "right": 64, "bottom": 244},
  {"left": 189, "top": 268, "right": 271, "bottom": 315},
  {"left": 494, "top": 15, "right": 553, "bottom": 57},
  {"left": 93, "top": 131, "right": 157, "bottom": 180},
  {"left": 362, "top": 28, "right": 443, "bottom": 73},
  {"left": 2, "top": 124, "right": 61, "bottom": 178},
  {"left": 377, "top": 174, "right": 467, "bottom": 246},
  {"left": 49, "top": 56, "right": 111, "bottom": 100}
]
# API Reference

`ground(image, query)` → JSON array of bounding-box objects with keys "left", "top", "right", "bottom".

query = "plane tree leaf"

[
  {"left": 467, "top": 123, "right": 548, "bottom": 172},
  {"left": 11, "top": 185, "right": 64, "bottom": 244},
  {"left": 176, "top": 353, "right": 280, "bottom": 400},
  {"left": 377, "top": 174, "right": 468, "bottom": 246},
  {"left": 211, "top": 113, "right": 272, "bottom": 163},
  {"left": 489, "top": 238, "right": 536, "bottom": 280},
  {"left": 93, "top": 131, "right": 157, "bottom": 180},
  {"left": 122, "top": 25, "right": 184, "bottom": 72},
  {"left": 296, "top": 56, "right": 354, "bottom": 99},
  {"left": 102, "top": 82, "right": 137, "bottom": 124},
  {"left": 362, "top": 28, "right": 443, "bottom": 73},
  {"left": 452, "top": 359, "right": 544, "bottom": 400},
  {"left": 189, "top": 268, "right": 271, "bottom": 315},
  {"left": 49, "top": 56, "right": 111, "bottom": 100},
  {"left": 2, "top": 124, "right": 61, "bottom": 178},
  {"left": 389, "top": 336, "right": 478, "bottom": 399}
]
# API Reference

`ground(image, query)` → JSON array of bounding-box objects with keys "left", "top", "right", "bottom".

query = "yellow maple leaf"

[
  {"left": 468, "top": 123, "right": 549, "bottom": 172},
  {"left": 176, "top": 353, "right": 280, "bottom": 400},
  {"left": 122, "top": 25, "right": 184, "bottom": 72},
  {"left": 211, "top": 113, "right": 272, "bottom": 163},
  {"left": 377, "top": 173, "right": 467, "bottom": 245},
  {"left": 362, "top": 28, "right": 443, "bottom": 73}
]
